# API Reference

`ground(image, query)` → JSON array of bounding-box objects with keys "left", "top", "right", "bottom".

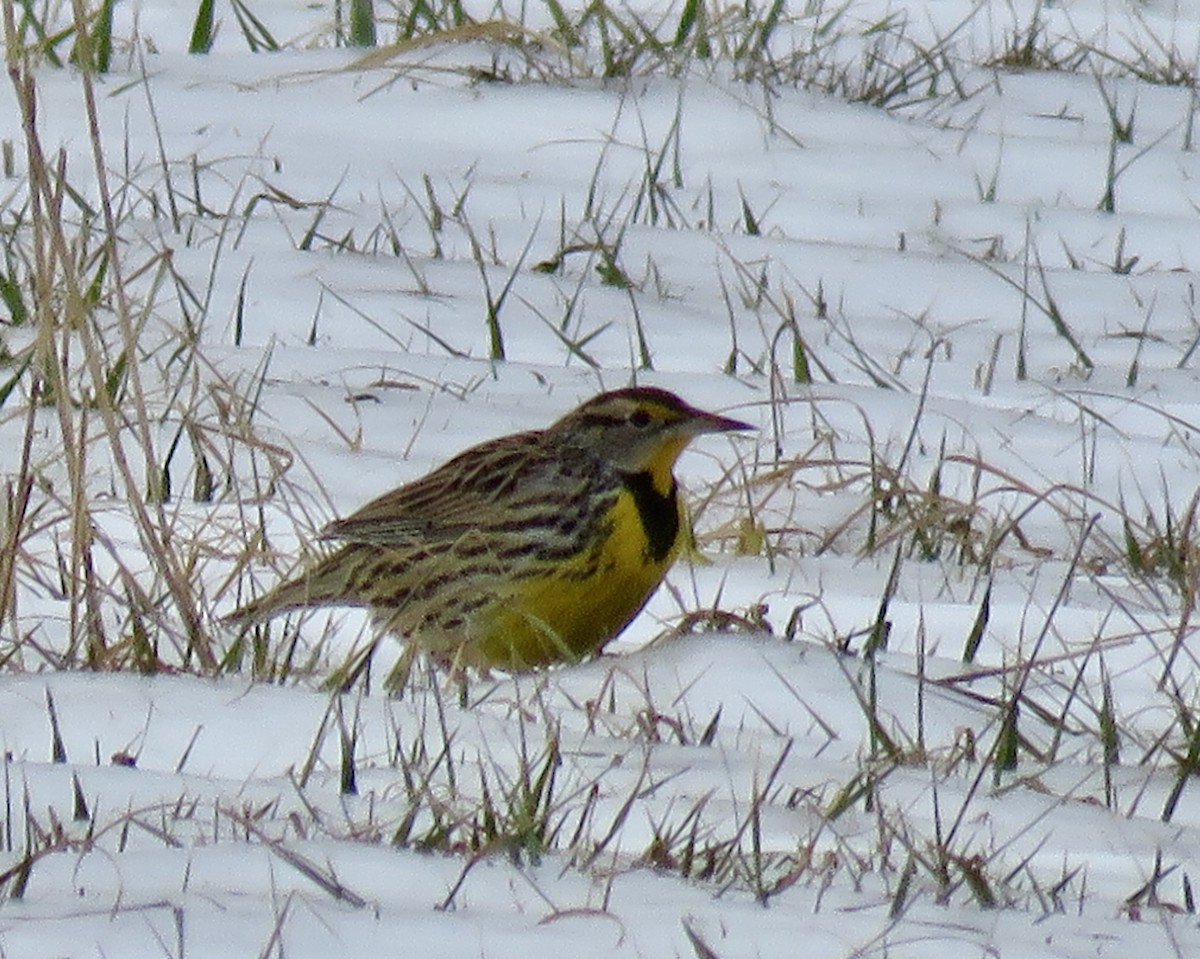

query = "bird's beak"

[{"left": 686, "top": 407, "right": 754, "bottom": 435}]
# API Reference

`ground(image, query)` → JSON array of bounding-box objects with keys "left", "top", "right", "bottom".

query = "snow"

[{"left": 5, "top": 0, "right": 1200, "bottom": 955}]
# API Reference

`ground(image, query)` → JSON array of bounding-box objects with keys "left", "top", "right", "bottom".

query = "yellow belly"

[{"left": 471, "top": 490, "right": 681, "bottom": 670}]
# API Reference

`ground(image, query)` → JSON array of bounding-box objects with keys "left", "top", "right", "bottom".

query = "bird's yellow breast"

[{"left": 472, "top": 486, "right": 682, "bottom": 670}]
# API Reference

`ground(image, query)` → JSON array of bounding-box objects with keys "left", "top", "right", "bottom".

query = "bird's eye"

[{"left": 630, "top": 409, "right": 652, "bottom": 428}]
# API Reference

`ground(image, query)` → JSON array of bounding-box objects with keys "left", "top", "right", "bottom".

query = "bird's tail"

[{"left": 224, "top": 549, "right": 368, "bottom": 626}]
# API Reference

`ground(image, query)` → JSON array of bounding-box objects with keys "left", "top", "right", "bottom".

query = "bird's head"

[{"left": 551, "top": 387, "right": 752, "bottom": 492}]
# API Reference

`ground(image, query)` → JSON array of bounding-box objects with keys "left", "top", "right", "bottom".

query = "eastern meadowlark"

[{"left": 228, "top": 387, "right": 751, "bottom": 672}]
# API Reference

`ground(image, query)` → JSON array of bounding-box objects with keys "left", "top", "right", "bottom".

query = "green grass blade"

[
  {"left": 91, "top": 0, "right": 115, "bottom": 72},
  {"left": 0, "top": 271, "right": 27, "bottom": 325},
  {"left": 0, "top": 351, "right": 33, "bottom": 410},
  {"left": 16, "top": 2, "right": 69, "bottom": 67},
  {"left": 348, "top": 0, "right": 377, "bottom": 47},
  {"left": 993, "top": 697, "right": 1019, "bottom": 781},
  {"left": 189, "top": 0, "right": 216, "bottom": 54},
  {"left": 673, "top": 0, "right": 701, "bottom": 47},
  {"left": 103, "top": 349, "right": 128, "bottom": 406},
  {"left": 961, "top": 579, "right": 992, "bottom": 663},
  {"left": 231, "top": 0, "right": 279, "bottom": 52},
  {"left": 543, "top": 0, "right": 581, "bottom": 47}
]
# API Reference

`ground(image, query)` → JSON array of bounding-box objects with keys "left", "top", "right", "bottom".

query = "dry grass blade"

[{"left": 225, "top": 808, "right": 369, "bottom": 907}]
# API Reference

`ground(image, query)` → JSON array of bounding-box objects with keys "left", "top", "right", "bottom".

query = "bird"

[{"left": 227, "top": 386, "right": 751, "bottom": 674}]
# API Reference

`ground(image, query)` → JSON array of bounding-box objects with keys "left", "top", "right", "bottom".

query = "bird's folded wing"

[{"left": 319, "top": 429, "right": 558, "bottom": 545}]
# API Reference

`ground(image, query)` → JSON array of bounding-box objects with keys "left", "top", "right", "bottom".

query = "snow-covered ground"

[{"left": 4, "top": 0, "right": 1200, "bottom": 955}]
